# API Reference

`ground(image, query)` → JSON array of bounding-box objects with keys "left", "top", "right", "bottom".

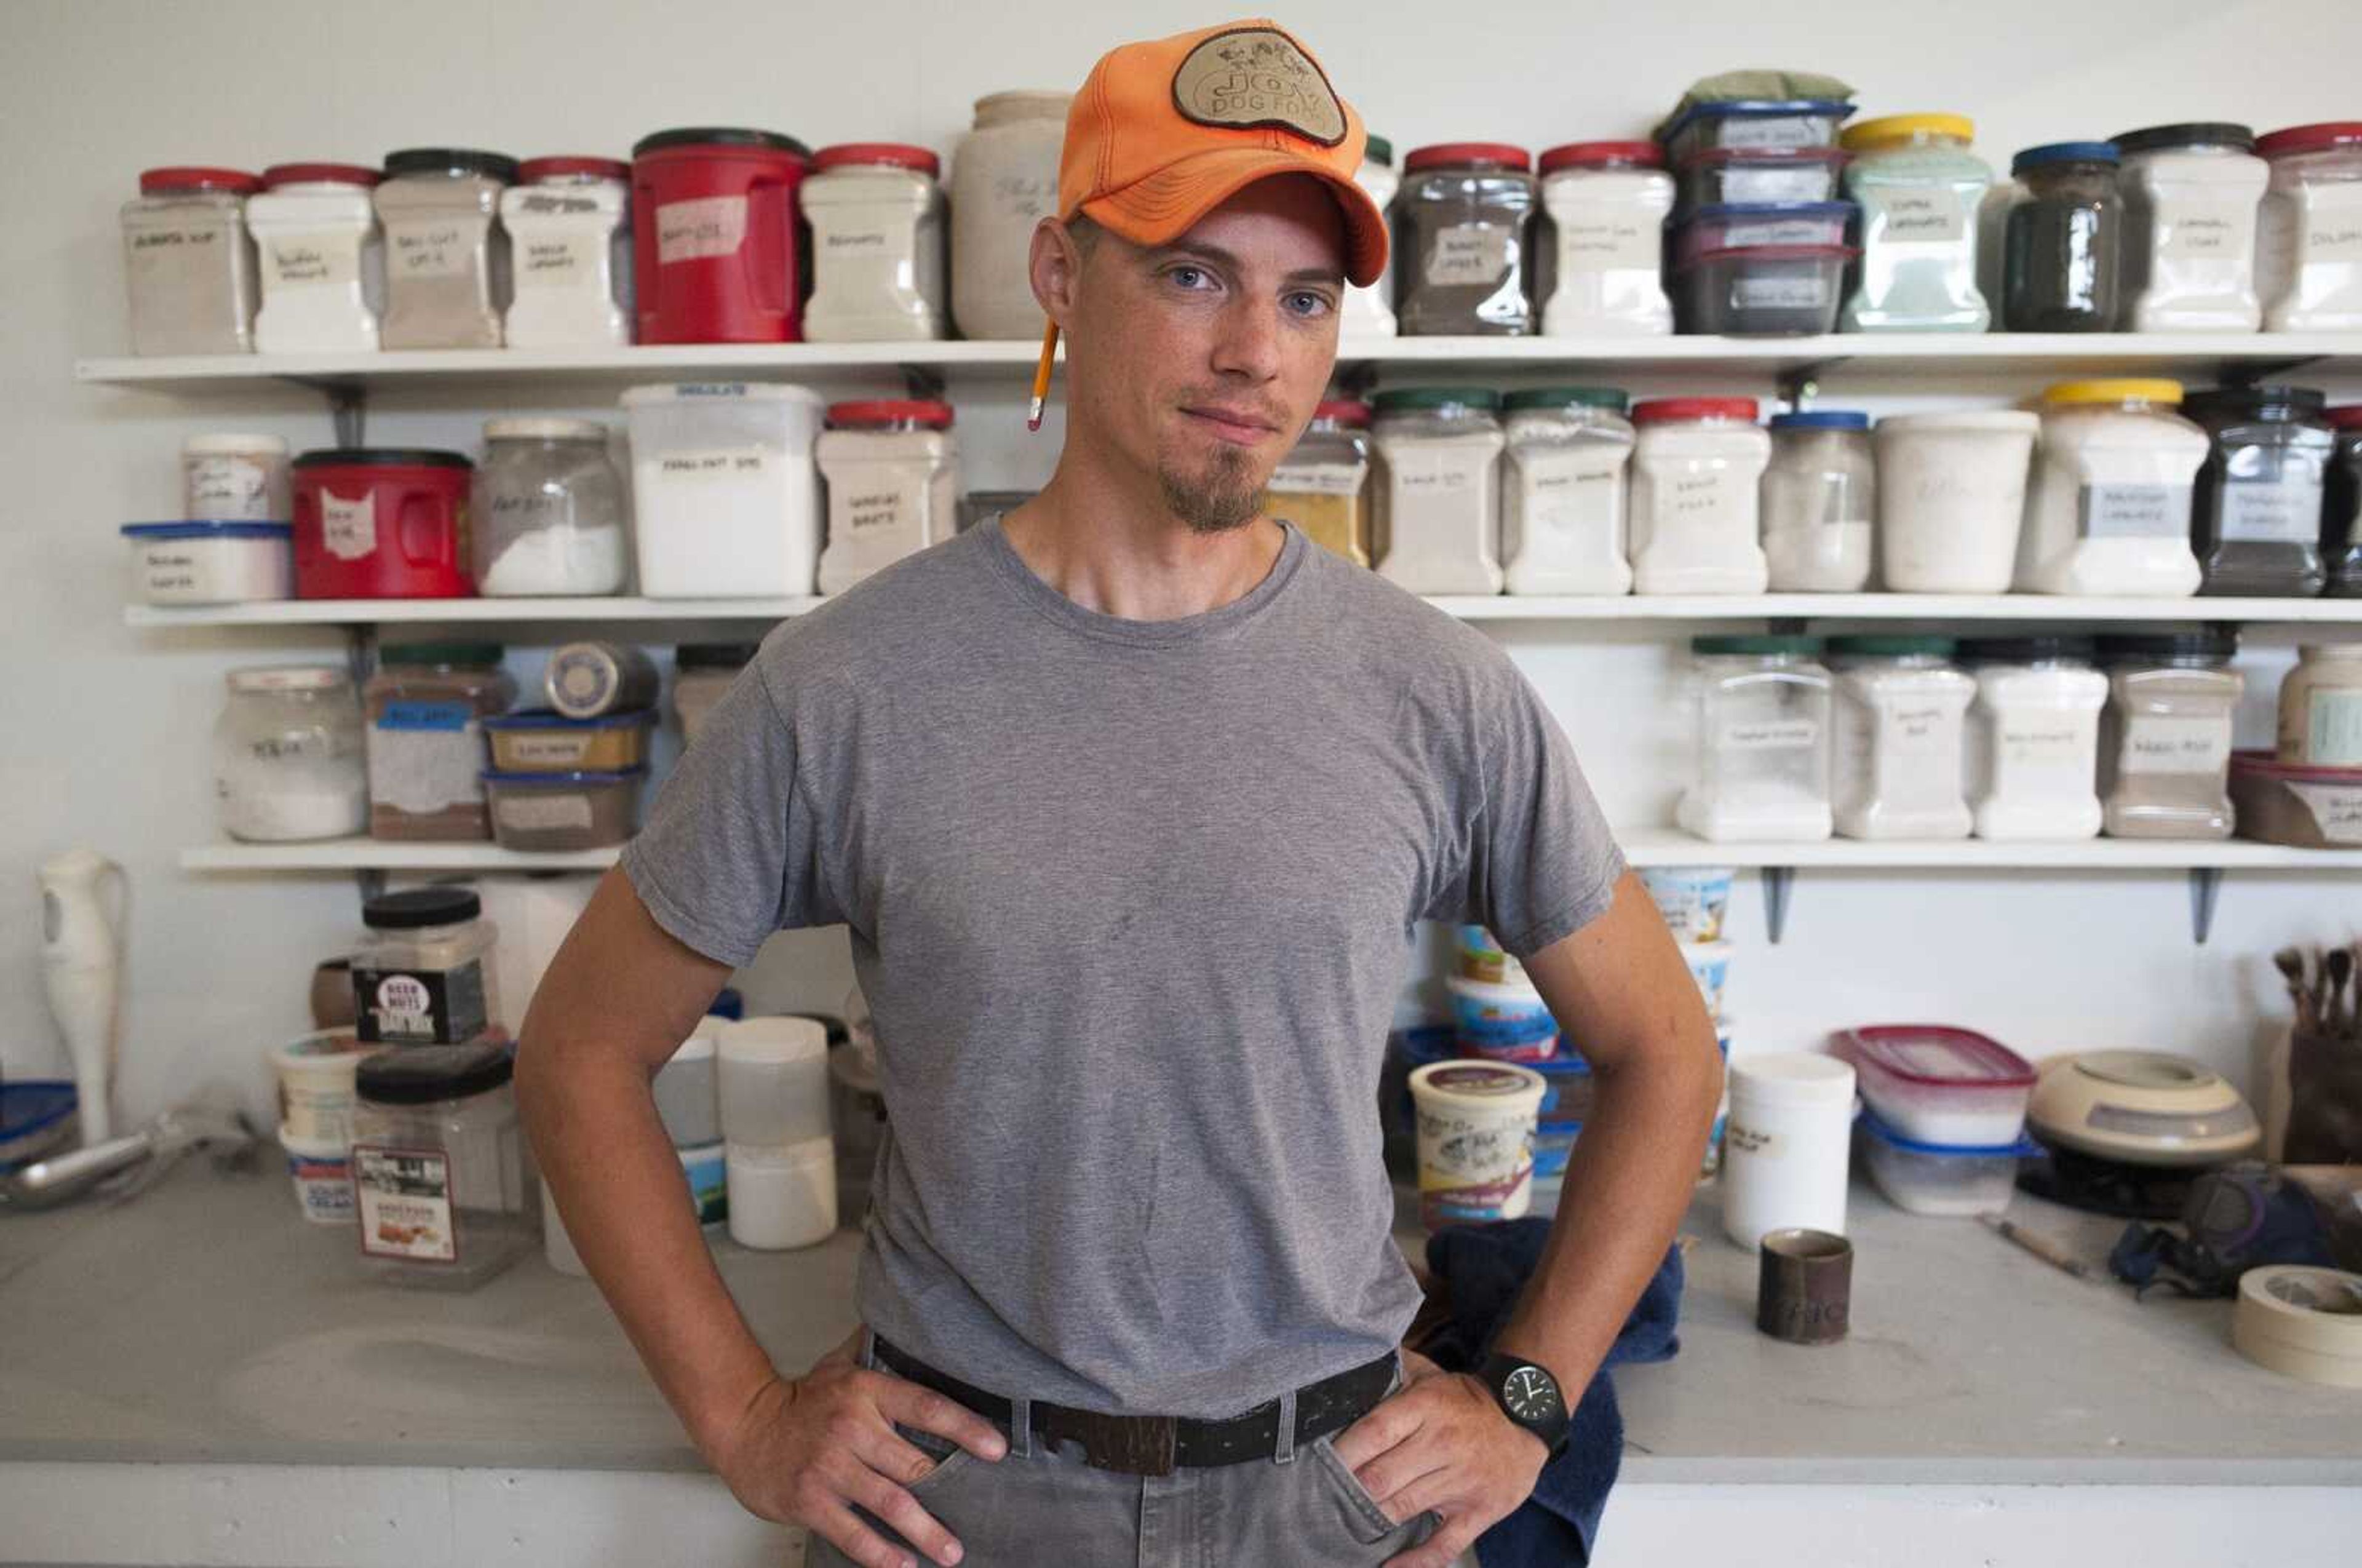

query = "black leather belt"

[{"left": 870, "top": 1336, "right": 1396, "bottom": 1478}]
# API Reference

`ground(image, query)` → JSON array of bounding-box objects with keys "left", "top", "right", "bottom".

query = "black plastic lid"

[
  {"left": 2183, "top": 384, "right": 2329, "bottom": 422},
  {"left": 632, "top": 127, "right": 811, "bottom": 159},
  {"left": 2110, "top": 122, "right": 2256, "bottom": 156},
  {"left": 1692, "top": 634, "right": 1824, "bottom": 656},
  {"left": 356, "top": 1041, "right": 512, "bottom": 1105},
  {"left": 2095, "top": 631, "right": 2240, "bottom": 664},
  {"left": 364, "top": 887, "right": 483, "bottom": 929},
  {"left": 293, "top": 448, "right": 474, "bottom": 471},
  {"left": 675, "top": 642, "right": 761, "bottom": 671},
  {"left": 382, "top": 642, "right": 504, "bottom": 668},
  {"left": 1959, "top": 635, "right": 2097, "bottom": 663},
  {"left": 384, "top": 148, "right": 522, "bottom": 183},
  {"left": 784, "top": 1012, "right": 852, "bottom": 1048}
]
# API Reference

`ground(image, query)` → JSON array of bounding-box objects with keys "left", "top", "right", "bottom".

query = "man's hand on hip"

[
  {"left": 702, "top": 1329, "right": 1008, "bottom": 1568},
  {"left": 1329, "top": 1348, "right": 1548, "bottom": 1568}
]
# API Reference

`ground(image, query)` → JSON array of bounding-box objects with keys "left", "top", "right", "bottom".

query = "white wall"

[{"left": 3, "top": 0, "right": 2358, "bottom": 1135}]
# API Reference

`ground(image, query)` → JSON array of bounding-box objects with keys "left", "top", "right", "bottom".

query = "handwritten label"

[
  {"left": 2120, "top": 716, "right": 2231, "bottom": 776},
  {"left": 1268, "top": 461, "right": 1367, "bottom": 498},
  {"left": 1557, "top": 217, "right": 1658, "bottom": 273},
  {"left": 655, "top": 448, "right": 769, "bottom": 482},
  {"left": 2307, "top": 214, "right": 2362, "bottom": 265},
  {"left": 187, "top": 455, "right": 272, "bottom": 517},
  {"left": 1718, "top": 117, "right": 1823, "bottom": 151},
  {"left": 320, "top": 491, "right": 377, "bottom": 560},
  {"left": 1724, "top": 215, "right": 1835, "bottom": 249},
  {"left": 1719, "top": 719, "right": 1821, "bottom": 752},
  {"left": 2219, "top": 479, "right": 2326, "bottom": 544},
  {"left": 1396, "top": 467, "right": 1476, "bottom": 493},
  {"left": 656, "top": 195, "right": 749, "bottom": 265},
  {"left": 497, "top": 792, "right": 595, "bottom": 833},
  {"left": 1722, "top": 166, "right": 1831, "bottom": 204},
  {"left": 823, "top": 226, "right": 893, "bottom": 253},
  {"left": 2159, "top": 199, "right": 2257, "bottom": 262},
  {"left": 1666, "top": 468, "right": 1744, "bottom": 520},
  {"left": 515, "top": 233, "right": 603, "bottom": 287},
  {"left": 391, "top": 225, "right": 472, "bottom": 278},
  {"left": 2309, "top": 691, "right": 2362, "bottom": 766},
  {"left": 266, "top": 233, "right": 359, "bottom": 290},
  {"left": 1427, "top": 224, "right": 1510, "bottom": 287},
  {"left": 840, "top": 488, "right": 907, "bottom": 535},
  {"left": 990, "top": 173, "right": 1054, "bottom": 225},
  {"left": 2078, "top": 482, "right": 2190, "bottom": 540},
  {"left": 1878, "top": 191, "right": 1967, "bottom": 245},
  {"left": 1735, "top": 273, "right": 1827, "bottom": 309},
  {"left": 2287, "top": 780, "right": 2362, "bottom": 843},
  {"left": 1998, "top": 721, "right": 2094, "bottom": 787}
]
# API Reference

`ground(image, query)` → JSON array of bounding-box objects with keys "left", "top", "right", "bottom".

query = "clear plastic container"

[
  {"left": 815, "top": 399, "right": 960, "bottom": 594},
  {"left": 1628, "top": 398, "right": 1770, "bottom": 595},
  {"left": 2002, "top": 143, "right": 2123, "bottom": 333},
  {"left": 1839, "top": 114, "right": 1992, "bottom": 333},
  {"left": 1762, "top": 410, "right": 1875, "bottom": 591},
  {"left": 1396, "top": 144, "right": 1537, "bottom": 336},
  {"left": 1535, "top": 142, "right": 1673, "bottom": 337},
  {"left": 2278, "top": 643, "right": 2362, "bottom": 766},
  {"left": 1872, "top": 410, "right": 2040, "bottom": 592},
  {"left": 351, "top": 1041, "right": 535, "bottom": 1290},
  {"left": 482, "top": 709, "right": 653, "bottom": 772},
  {"left": 1370, "top": 388, "right": 1505, "bottom": 594},
  {"left": 364, "top": 642, "right": 514, "bottom": 842},
  {"left": 2017, "top": 380, "right": 2207, "bottom": 597},
  {"left": 499, "top": 157, "right": 633, "bottom": 349},
  {"left": 247, "top": 163, "right": 386, "bottom": 354},
  {"left": 1858, "top": 1110, "right": 2037, "bottom": 1217},
  {"left": 121, "top": 522, "right": 292, "bottom": 605},
  {"left": 2096, "top": 632, "right": 2243, "bottom": 840},
  {"left": 672, "top": 643, "right": 757, "bottom": 746},
  {"left": 121, "top": 166, "right": 261, "bottom": 356},
  {"left": 949, "top": 92, "right": 1070, "bottom": 340},
  {"left": 2184, "top": 385, "right": 2332, "bottom": 598},
  {"left": 1342, "top": 136, "right": 1398, "bottom": 338},
  {"left": 801, "top": 144, "right": 947, "bottom": 343},
  {"left": 622, "top": 382, "right": 825, "bottom": 597},
  {"left": 183, "top": 432, "right": 291, "bottom": 523},
  {"left": 1500, "top": 388, "right": 1634, "bottom": 595},
  {"left": 1962, "top": 637, "right": 2108, "bottom": 841},
  {"left": 2230, "top": 750, "right": 2362, "bottom": 847},
  {"left": 1674, "top": 146, "right": 1850, "bottom": 207},
  {"left": 1676, "top": 243, "right": 1853, "bottom": 335},
  {"left": 483, "top": 768, "right": 646, "bottom": 851},
  {"left": 214, "top": 666, "right": 367, "bottom": 842},
  {"left": 2256, "top": 123, "right": 2362, "bottom": 332},
  {"left": 1660, "top": 100, "right": 1854, "bottom": 167},
  {"left": 1671, "top": 202, "right": 1853, "bottom": 266},
  {"left": 1835, "top": 1025, "right": 2037, "bottom": 1147},
  {"left": 1677, "top": 635, "right": 1834, "bottom": 842},
  {"left": 375, "top": 148, "right": 518, "bottom": 349},
  {"left": 2113, "top": 123, "right": 2268, "bottom": 332},
  {"left": 2328, "top": 408, "right": 2362, "bottom": 597},
  {"left": 1828, "top": 635, "right": 1975, "bottom": 840},
  {"left": 1263, "top": 400, "right": 1372, "bottom": 566},
  {"left": 473, "top": 419, "right": 628, "bottom": 596},
  {"left": 351, "top": 888, "right": 502, "bottom": 1046}
]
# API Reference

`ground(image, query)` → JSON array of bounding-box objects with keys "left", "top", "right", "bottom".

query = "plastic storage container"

[
  {"left": 1671, "top": 201, "right": 1852, "bottom": 266},
  {"left": 2003, "top": 142, "right": 2123, "bottom": 332},
  {"left": 483, "top": 768, "right": 646, "bottom": 851},
  {"left": 352, "top": 887, "right": 501, "bottom": 1046},
  {"left": 2328, "top": 407, "right": 2362, "bottom": 597},
  {"left": 1341, "top": 135, "right": 1398, "bottom": 338},
  {"left": 631, "top": 128, "right": 811, "bottom": 344},
  {"left": 483, "top": 709, "right": 652, "bottom": 771},
  {"left": 1679, "top": 940, "right": 1734, "bottom": 1014},
  {"left": 121, "top": 522, "right": 292, "bottom": 605},
  {"left": 1370, "top": 388, "right": 1506, "bottom": 594},
  {"left": 1839, "top": 114, "right": 1992, "bottom": 332},
  {"left": 363, "top": 643, "right": 514, "bottom": 842},
  {"left": 292, "top": 448, "right": 474, "bottom": 599},
  {"left": 1410, "top": 1061, "right": 1547, "bottom": 1228},
  {"left": 1263, "top": 400, "right": 1372, "bottom": 566},
  {"left": 2279, "top": 643, "right": 2362, "bottom": 765},
  {"left": 1871, "top": 410, "right": 2038, "bottom": 592},
  {"left": 1762, "top": 410, "right": 1875, "bottom": 591},
  {"left": 351, "top": 1042, "right": 535, "bottom": 1289},
  {"left": 247, "top": 163, "right": 385, "bottom": 353},
  {"left": 949, "top": 94, "right": 1070, "bottom": 340},
  {"left": 1535, "top": 142, "right": 1673, "bottom": 337},
  {"left": 801, "top": 144, "right": 947, "bottom": 343},
  {"left": 1396, "top": 144, "right": 1537, "bottom": 336},
  {"left": 282, "top": 1126, "right": 354, "bottom": 1225},
  {"left": 2184, "top": 385, "right": 2332, "bottom": 598},
  {"left": 2113, "top": 123, "right": 2269, "bottom": 332},
  {"left": 1677, "top": 635, "right": 1834, "bottom": 842},
  {"left": 672, "top": 644, "right": 757, "bottom": 747},
  {"left": 1500, "top": 388, "right": 1634, "bottom": 595},
  {"left": 1720, "top": 1051, "right": 1856, "bottom": 1249},
  {"left": 1827, "top": 635, "right": 1975, "bottom": 840},
  {"left": 214, "top": 666, "right": 368, "bottom": 842},
  {"left": 544, "top": 640, "right": 659, "bottom": 720},
  {"left": 1674, "top": 146, "right": 1850, "bottom": 207},
  {"left": 499, "top": 156, "right": 633, "bottom": 349},
  {"left": 1637, "top": 866, "right": 1735, "bottom": 942},
  {"left": 271, "top": 1027, "right": 368, "bottom": 1146},
  {"left": 719, "top": 1017, "right": 836, "bottom": 1249},
  {"left": 2256, "top": 123, "right": 2362, "bottom": 332},
  {"left": 1628, "top": 397, "right": 1770, "bottom": 595},
  {"left": 622, "top": 383, "right": 825, "bottom": 597},
  {"left": 2230, "top": 750, "right": 2362, "bottom": 847},
  {"left": 1661, "top": 100, "right": 1854, "bottom": 167},
  {"left": 2017, "top": 380, "right": 2207, "bottom": 597},
  {"left": 1453, "top": 925, "right": 1529, "bottom": 986},
  {"left": 121, "top": 167, "right": 261, "bottom": 356},
  {"left": 1962, "top": 637, "right": 2109, "bottom": 840},
  {"left": 1858, "top": 1112, "right": 2037, "bottom": 1217},
  {"left": 472, "top": 418, "right": 627, "bottom": 597},
  {"left": 815, "top": 399, "right": 960, "bottom": 594},
  {"left": 1676, "top": 243, "right": 1853, "bottom": 335},
  {"left": 1444, "top": 974, "right": 1557, "bottom": 1062},
  {"left": 1835, "top": 1025, "right": 2037, "bottom": 1146},
  {"left": 375, "top": 148, "right": 516, "bottom": 349},
  {"left": 183, "top": 433, "right": 291, "bottom": 523},
  {"left": 2096, "top": 632, "right": 2243, "bottom": 839}
]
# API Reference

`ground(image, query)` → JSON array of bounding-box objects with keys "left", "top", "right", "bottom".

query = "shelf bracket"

[
  {"left": 277, "top": 375, "right": 367, "bottom": 445},
  {"left": 899, "top": 364, "right": 947, "bottom": 402},
  {"left": 1775, "top": 359, "right": 1848, "bottom": 412},
  {"left": 1762, "top": 866, "right": 1795, "bottom": 945},
  {"left": 2187, "top": 867, "right": 2222, "bottom": 945}
]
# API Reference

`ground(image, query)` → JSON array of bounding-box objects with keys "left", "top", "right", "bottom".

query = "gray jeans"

[{"left": 806, "top": 1337, "right": 1475, "bottom": 1568}]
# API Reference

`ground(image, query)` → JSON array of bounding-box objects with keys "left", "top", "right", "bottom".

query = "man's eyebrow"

[{"left": 1148, "top": 240, "right": 1346, "bottom": 287}]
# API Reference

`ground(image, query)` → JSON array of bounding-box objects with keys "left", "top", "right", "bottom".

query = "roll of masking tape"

[{"left": 2232, "top": 1265, "right": 2362, "bottom": 1388}]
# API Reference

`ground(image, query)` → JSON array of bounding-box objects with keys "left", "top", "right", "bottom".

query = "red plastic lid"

[
  {"left": 2325, "top": 405, "right": 2362, "bottom": 430},
  {"left": 2257, "top": 122, "right": 2362, "bottom": 159},
  {"left": 262, "top": 162, "right": 382, "bottom": 189},
  {"left": 139, "top": 166, "right": 262, "bottom": 196},
  {"left": 1404, "top": 143, "right": 1533, "bottom": 174},
  {"left": 1835, "top": 1026, "right": 2037, "bottom": 1089},
  {"left": 2232, "top": 747, "right": 2362, "bottom": 782},
  {"left": 1679, "top": 145, "right": 1851, "bottom": 169},
  {"left": 827, "top": 399, "right": 953, "bottom": 429},
  {"left": 1540, "top": 141, "right": 1664, "bottom": 173},
  {"left": 1313, "top": 399, "right": 1370, "bottom": 426},
  {"left": 1631, "top": 397, "right": 1759, "bottom": 424},
  {"left": 814, "top": 143, "right": 942, "bottom": 178},
  {"left": 1685, "top": 242, "right": 1859, "bottom": 267},
  {"left": 519, "top": 156, "right": 631, "bottom": 183}
]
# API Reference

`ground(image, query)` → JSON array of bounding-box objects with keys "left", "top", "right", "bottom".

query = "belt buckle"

[{"left": 1085, "top": 1412, "right": 1177, "bottom": 1478}]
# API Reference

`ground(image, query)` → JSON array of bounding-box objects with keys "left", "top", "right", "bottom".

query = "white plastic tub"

[
  {"left": 622, "top": 383, "right": 824, "bottom": 597},
  {"left": 269, "top": 1026, "right": 368, "bottom": 1145},
  {"left": 1858, "top": 1110, "right": 2037, "bottom": 1217},
  {"left": 281, "top": 1124, "right": 354, "bottom": 1225},
  {"left": 1834, "top": 1024, "right": 2036, "bottom": 1145},
  {"left": 121, "top": 522, "right": 292, "bottom": 605},
  {"left": 1872, "top": 412, "right": 2039, "bottom": 592}
]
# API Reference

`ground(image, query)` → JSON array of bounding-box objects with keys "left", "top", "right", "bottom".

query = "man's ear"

[{"left": 1028, "top": 217, "right": 1091, "bottom": 327}]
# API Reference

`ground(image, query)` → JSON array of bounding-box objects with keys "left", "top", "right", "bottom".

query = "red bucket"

[
  {"left": 631, "top": 127, "right": 811, "bottom": 344},
  {"left": 291, "top": 450, "right": 474, "bottom": 599}
]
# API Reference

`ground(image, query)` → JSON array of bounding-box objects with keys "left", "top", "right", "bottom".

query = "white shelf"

[
  {"left": 124, "top": 596, "right": 822, "bottom": 627},
  {"left": 180, "top": 840, "right": 622, "bottom": 873}
]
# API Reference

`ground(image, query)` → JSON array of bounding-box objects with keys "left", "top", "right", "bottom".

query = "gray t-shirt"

[{"left": 620, "top": 516, "right": 1624, "bottom": 1418}]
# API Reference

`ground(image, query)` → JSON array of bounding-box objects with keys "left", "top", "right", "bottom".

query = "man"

[{"left": 517, "top": 18, "right": 1722, "bottom": 1568}]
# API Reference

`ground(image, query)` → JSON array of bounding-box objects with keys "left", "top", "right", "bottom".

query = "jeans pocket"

[{"left": 892, "top": 1423, "right": 976, "bottom": 1495}]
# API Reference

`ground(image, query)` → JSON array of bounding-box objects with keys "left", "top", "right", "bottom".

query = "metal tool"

[
  {"left": 0, "top": 1104, "right": 255, "bottom": 1211},
  {"left": 1981, "top": 1212, "right": 2101, "bottom": 1284}
]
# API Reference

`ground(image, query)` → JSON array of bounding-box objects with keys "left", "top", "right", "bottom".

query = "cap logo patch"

[{"left": 1170, "top": 27, "right": 1345, "bottom": 146}]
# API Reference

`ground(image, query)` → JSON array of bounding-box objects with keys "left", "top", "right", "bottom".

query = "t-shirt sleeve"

[
  {"left": 1423, "top": 663, "right": 1626, "bottom": 958},
  {"left": 618, "top": 656, "right": 846, "bottom": 968}
]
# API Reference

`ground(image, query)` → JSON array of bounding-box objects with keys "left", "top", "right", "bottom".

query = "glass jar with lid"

[
  {"left": 2184, "top": 384, "right": 2332, "bottom": 598},
  {"left": 362, "top": 643, "right": 514, "bottom": 842},
  {"left": 1827, "top": 636, "right": 1974, "bottom": 840},
  {"left": 2002, "top": 142, "right": 2123, "bottom": 332},
  {"left": 1533, "top": 142, "right": 1674, "bottom": 338},
  {"left": 815, "top": 400, "right": 960, "bottom": 594},
  {"left": 1340, "top": 135, "right": 1399, "bottom": 338},
  {"left": 1628, "top": 397, "right": 1770, "bottom": 596},
  {"left": 949, "top": 92, "right": 1070, "bottom": 340},
  {"left": 1961, "top": 637, "right": 2108, "bottom": 841},
  {"left": 2112, "top": 122, "right": 2269, "bottom": 332},
  {"left": 1263, "top": 400, "right": 1373, "bottom": 566},
  {"left": 351, "top": 1040, "right": 535, "bottom": 1290},
  {"left": 2018, "top": 380, "right": 2208, "bottom": 597},
  {"left": 1371, "top": 388, "right": 1505, "bottom": 594},
  {"left": 1677, "top": 635, "right": 1834, "bottom": 843},
  {"left": 1838, "top": 114, "right": 1993, "bottom": 333},
  {"left": 248, "top": 163, "right": 386, "bottom": 353},
  {"left": 473, "top": 419, "right": 628, "bottom": 596},
  {"left": 375, "top": 148, "right": 520, "bottom": 349},
  {"left": 499, "top": 156, "right": 633, "bottom": 349},
  {"left": 213, "top": 666, "right": 367, "bottom": 842},
  {"left": 2278, "top": 643, "right": 2362, "bottom": 766},
  {"left": 2255, "top": 122, "right": 2362, "bottom": 332},
  {"left": 801, "top": 143, "right": 947, "bottom": 343},
  {"left": 1395, "top": 144, "right": 1537, "bottom": 336},
  {"left": 352, "top": 887, "right": 503, "bottom": 1046},
  {"left": 2095, "top": 633, "right": 2243, "bottom": 840},
  {"left": 121, "top": 166, "right": 262, "bottom": 356},
  {"left": 1762, "top": 410, "right": 1875, "bottom": 592},
  {"left": 1500, "top": 388, "right": 1634, "bottom": 595},
  {"left": 2327, "top": 406, "right": 2362, "bottom": 597}
]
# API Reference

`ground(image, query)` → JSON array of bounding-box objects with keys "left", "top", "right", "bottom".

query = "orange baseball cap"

[{"left": 1058, "top": 18, "right": 1388, "bottom": 287}]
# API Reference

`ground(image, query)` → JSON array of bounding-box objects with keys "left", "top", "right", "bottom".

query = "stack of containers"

[
  {"left": 717, "top": 1016, "right": 836, "bottom": 1251},
  {"left": 1447, "top": 928, "right": 1581, "bottom": 1211},
  {"left": 271, "top": 1026, "right": 370, "bottom": 1225},
  {"left": 1658, "top": 95, "right": 1857, "bottom": 336},
  {"left": 480, "top": 641, "right": 659, "bottom": 853},
  {"left": 1834, "top": 1026, "right": 2040, "bottom": 1216},
  {"left": 1638, "top": 869, "right": 1736, "bottom": 1177}
]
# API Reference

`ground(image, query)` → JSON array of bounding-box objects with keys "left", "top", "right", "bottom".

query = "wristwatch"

[{"left": 1477, "top": 1351, "right": 1572, "bottom": 1457}]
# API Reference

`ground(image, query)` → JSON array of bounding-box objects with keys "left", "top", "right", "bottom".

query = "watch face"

[{"left": 1500, "top": 1364, "right": 1562, "bottom": 1422}]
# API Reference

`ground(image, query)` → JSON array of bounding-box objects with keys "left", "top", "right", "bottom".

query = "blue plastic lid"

[
  {"left": 1770, "top": 410, "right": 1872, "bottom": 431},
  {"left": 480, "top": 765, "right": 649, "bottom": 786},
  {"left": 121, "top": 522, "right": 292, "bottom": 540},
  {"left": 482, "top": 707, "right": 656, "bottom": 731},
  {"left": 1663, "top": 98, "right": 1855, "bottom": 142},
  {"left": 1689, "top": 200, "right": 1855, "bottom": 222},
  {"left": 1, "top": 1081, "right": 78, "bottom": 1168},
  {"left": 2013, "top": 140, "right": 2120, "bottom": 173},
  {"left": 1858, "top": 1107, "right": 2040, "bottom": 1158}
]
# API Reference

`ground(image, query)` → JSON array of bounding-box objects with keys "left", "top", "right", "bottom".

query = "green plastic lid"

[
  {"left": 1373, "top": 386, "right": 1501, "bottom": 413},
  {"left": 1692, "top": 635, "right": 1824, "bottom": 656},
  {"left": 1827, "top": 634, "right": 1957, "bottom": 658},
  {"left": 1504, "top": 386, "right": 1629, "bottom": 413},
  {"left": 381, "top": 642, "right": 504, "bottom": 668},
  {"left": 1365, "top": 134, "right": 1394, "bottom": 167}
]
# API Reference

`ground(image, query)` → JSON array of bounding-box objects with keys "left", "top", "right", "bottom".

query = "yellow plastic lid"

[
  {"left": 2044, "top": 378, "right": 2185, "bottom": 407},
  {"left": 1842, "top": 113, "right": 1976, "bottom": 151}
]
